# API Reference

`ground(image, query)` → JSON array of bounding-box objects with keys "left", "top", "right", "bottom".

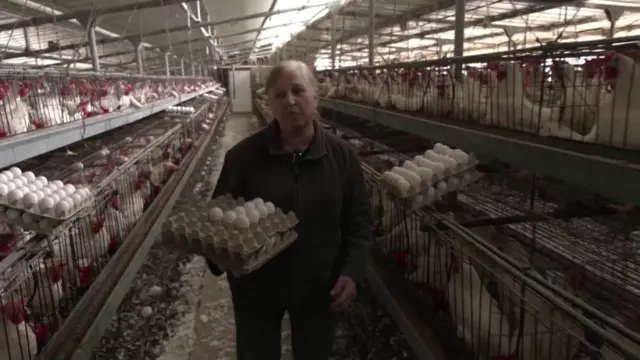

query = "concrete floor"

[{"left": 169, "top": 257, "right": 293, "bottom": 360}]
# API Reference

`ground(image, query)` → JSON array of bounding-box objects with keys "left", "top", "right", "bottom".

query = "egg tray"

[
  {"left": 163, "top": 202, "right": 298, "bottom": 271},
  {"left": 0, "top": 199, "right": 93, "bottom": 235},
  {"left": 381, "top": 155, "right": 479, "bottom": 200},
  {"left": 401, "top": 170, "right": 485, "bottom": 211}
]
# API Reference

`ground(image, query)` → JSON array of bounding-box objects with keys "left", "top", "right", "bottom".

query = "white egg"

[
  {"left": 54, "top": 190, "right": 67, "bottom": 199},
  {"left": 252, "top": 198, "right": 265, "bottom": 207},
  {"left": 223, "top": 211, "right": 236, "bottom": 224},
  {"left": 255, "top": 204, "right": 268, "bottom": 218},
  {"left": 0, "top": 184, "right": 8, "bottom": 197},
  {"left": 7, "top": 189, "right": 23, "bottom": 205},
  {"left": 32, "top": 180, "right": 43, "bottom": 189},
  {"left": 71, "top": 162, "right": 84, "bottom": 171},
  {"left": 54, "top": 200, "right": 71, "bottom": 217},
  {"left": 5, "top": 182, "right": 15, "bottom": 192},
  {"left": 246, "top": 209, "right": 260, "bottom": 224},
  {"left": 0, "top": 174, "right": 8, "bottom": 183},
  {"left": 50, "top": 194, "right": 60, "bottom": 203},
  {"left": 39, "top": 197, "right": 55, "bottom": 212},
  {"left": 34, "top": 190, "right": 44, "bottom": 200},
  {"left": 1, "top": 171, "right": 12, "bottom": 181},
  {"left": 22, "top": 193, "right": 38, "bottom": 209},
  {"left": 234, "top": 206, "right": 246, "bottom": 217},
  {"left": 63, "top": 184, "right": 76, "bottom": 195},
  {"left": 12, "top": 178, "right": 24, "bottom": 188},
  {"left": 22, "top": 171, "right": 35, "bottom": 182},
  {"left": 243, "top": 202, "right": 256, "bottom": 212},
  {"left": 235, "top": 215, "right": 250, "bottom": 228},
  {"left": 35, "top": 176, "right": 47, "bottom": 186},
  {"left": 99, "top": 148, "right": 110, "bottom": 157},
  {"left": 264, "top": 202, "right": 275, "bottom": 215},
  {"left": 70, "top": 193, "right": 83, "bottom": 206},
  {"left": 209, "top": 207, "right": 224, "bottom": 221},
  {"left": 51, "top": 180, "right": 64, "bottom": 189},
  {"left": 9, "top": 167, "right": 22, "bottom": 178},
  {"left": 41, "top": 188, "right": 52, "bottom": 197},
  {"left": 26, "top": 184, "right": 38, "bottom": 193}
]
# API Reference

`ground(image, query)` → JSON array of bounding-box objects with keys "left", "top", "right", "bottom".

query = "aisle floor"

[{"left": 156, "top": 255, "right": 294, "bottom": 360}]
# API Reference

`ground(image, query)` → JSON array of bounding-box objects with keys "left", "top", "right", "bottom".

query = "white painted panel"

[{"left": 229, "top": 69, "right": 253, "bottom": 113}]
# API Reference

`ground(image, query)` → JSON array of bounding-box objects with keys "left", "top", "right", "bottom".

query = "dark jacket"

[{"left": 207, "top": 120, "right": 372, "bottom": 299}]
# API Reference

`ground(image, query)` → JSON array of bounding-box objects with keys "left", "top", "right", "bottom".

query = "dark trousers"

[{"left": 229, "top": 277, "right": 337, "bottom": 360}]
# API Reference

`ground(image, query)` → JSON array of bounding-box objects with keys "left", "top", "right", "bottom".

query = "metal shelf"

[
  {"left": 319, "top": 99, "right": 640, "bottom": 206},
  {"left": 0, "top": 85, "right": 221, "bottom": 169}
]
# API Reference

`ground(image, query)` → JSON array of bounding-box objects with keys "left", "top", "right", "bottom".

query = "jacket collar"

[{"left": 266, "top": 120, "right": 327, "bottom": 159}]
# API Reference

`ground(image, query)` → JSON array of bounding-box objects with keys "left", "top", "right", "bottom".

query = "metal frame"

[
  {"left": 319, "top": 99, "right": 640, "bottom": 206},
  {"left": 0, "top": 85, "right": 219, "bottom": 169}
]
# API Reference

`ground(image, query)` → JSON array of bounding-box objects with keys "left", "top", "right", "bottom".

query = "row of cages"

[
  {"left": 0, "top": 88, "right": 229, "bottom": 360},
  {"left": 252, "top": 84, "right": 640, "bottom": 360},
  {"left": 0, "top": 70, "right": 216, "bottom": 138},
  {"left": 314, "top": 104, "right": 640, "bottom": 360},
  {"left": 316, "top": 36, "right": 640, "bottom": 151}
]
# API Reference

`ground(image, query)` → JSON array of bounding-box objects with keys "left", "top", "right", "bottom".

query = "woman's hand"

[{"left": 330, "top": 275, "right": 357, "bottom": 311}]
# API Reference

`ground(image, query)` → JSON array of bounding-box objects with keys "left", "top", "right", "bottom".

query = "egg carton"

[
  {"left": 0, "top": 168, "right": 94, "bottom": 234},
  {"left": 381, "top": 156, "right": 479, "bottom": 199},
  {"left": 401, "top": 170, "right": 485, "bottom": 211},
  {"left": 163, "top": 196, "right": 298, "bottom": 274}
]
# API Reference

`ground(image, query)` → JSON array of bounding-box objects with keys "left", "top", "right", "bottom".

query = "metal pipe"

[
  {"left": 330, "top": 12, "right": 336, "bottom": 70},
  {"left": 248, "top": 0, "right": 278, "bottom": 60},
  {"left": 0, "top": 0, "right": 190, "bottom": 32},
  {"left": 367, "top": 0, "right": 374, "bottom": 66},
  {"left": 136, "top": 45, "right": 144, "bottom": 74},
  {"left": 180, "top": 58, "right": 185, "bottom": 76},
  {"left": 340, "top": 4, "right": 557, "bottom": 56},
  {"left": 453, "top": 0, "right": 465, "bottom": 81},
  {"left": 165, "top": 53, "right": 171, "bottom": 76},
  {"left": 88, "top": 27, "right": 101, "bottom": 72}
]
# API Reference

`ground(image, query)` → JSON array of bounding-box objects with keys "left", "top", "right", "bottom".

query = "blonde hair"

[{"left": 265, "top": 60, "right": 318, "bottom": 94}]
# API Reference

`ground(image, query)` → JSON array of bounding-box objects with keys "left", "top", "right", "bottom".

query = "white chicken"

[
  {"left": 0, "top": 82, "right": 31, "bottom": 137},
  {"left": 1, "top": 299, "right": 38, "bottom": 360}
]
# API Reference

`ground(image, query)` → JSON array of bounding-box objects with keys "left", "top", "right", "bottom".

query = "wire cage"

[
  {"left": 0, "top": 90, "right": 227, "bottom": 359},
  {"left": 0, "top": 70, "right": 215, "bottom": 139},
  {"left": 317, "top": 36, "right": 640, "bottom": 151},
  {"left": 313, "top": 102, "right": 640, "bottom": 360}
]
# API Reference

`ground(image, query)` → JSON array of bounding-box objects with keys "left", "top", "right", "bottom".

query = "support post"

[
  {"left": 367, "top": 0, "right": 374, "bottom": 66},
  {"left": 330, "top": 12, "right": 336, "bottom": 70},
  {"left": 165, "top": 53, "right": 171, "bottom": 76},
  {"left": 453, "top": 0, "right": 465, "bottom": 81},
  {"left": 136, "top": 44, "right": 144, "bottom": 74},
  {"left": 180, "top": 58, "right": 185, "bottom": 76},
  {"left": 77, "top": 15, "right": 101, "bottom": 72}
]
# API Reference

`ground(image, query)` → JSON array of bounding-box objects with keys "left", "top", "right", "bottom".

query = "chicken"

[
  {"left": 1, "top": 299, "right": 38, "bottom": 360},
  {"left": 0, "top": 82, "right": 31, "bottom": 137}
]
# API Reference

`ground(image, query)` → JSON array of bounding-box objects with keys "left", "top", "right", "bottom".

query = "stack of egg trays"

[
  {"left": 381, "top": 154, "right": 482, "bottom": 210},
  {"left": 164, "top": 194, "right": 299, "bottom": 276}
]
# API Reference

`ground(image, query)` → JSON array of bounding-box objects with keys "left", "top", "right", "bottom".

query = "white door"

[{"left": 229, "top": 69, "right": 252, "bottom": 113}]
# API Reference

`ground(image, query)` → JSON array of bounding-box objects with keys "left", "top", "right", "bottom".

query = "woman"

[{"left": 208, "top": 60, "right": 373, "bottom": 360}]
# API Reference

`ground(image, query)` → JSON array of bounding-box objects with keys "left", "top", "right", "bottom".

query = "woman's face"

[{"left": 267, "top": 67, "right": 317, "bottom": 133}]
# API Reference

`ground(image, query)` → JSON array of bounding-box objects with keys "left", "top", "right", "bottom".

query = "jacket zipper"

[{"left": 292, "top": 151, "right": 302, "bottom": 213}]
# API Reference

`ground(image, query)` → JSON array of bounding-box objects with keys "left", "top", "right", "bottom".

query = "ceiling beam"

[
  {"left": 248, "top": 0, "right": 278, "bottom": 60},
  {"left": 0, "top": 0, "right": 192, "bottom": 32}
]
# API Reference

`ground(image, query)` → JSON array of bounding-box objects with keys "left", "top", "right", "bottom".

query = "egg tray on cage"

[
  {"left": 163, "top": 194, "right": 299, "bottom": 275},
  {"left": 0, "top": 167, "right": 94, "bottom": 234},
  {"left": 379, "top": 143, "right": 482, "bottom": 210}
]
